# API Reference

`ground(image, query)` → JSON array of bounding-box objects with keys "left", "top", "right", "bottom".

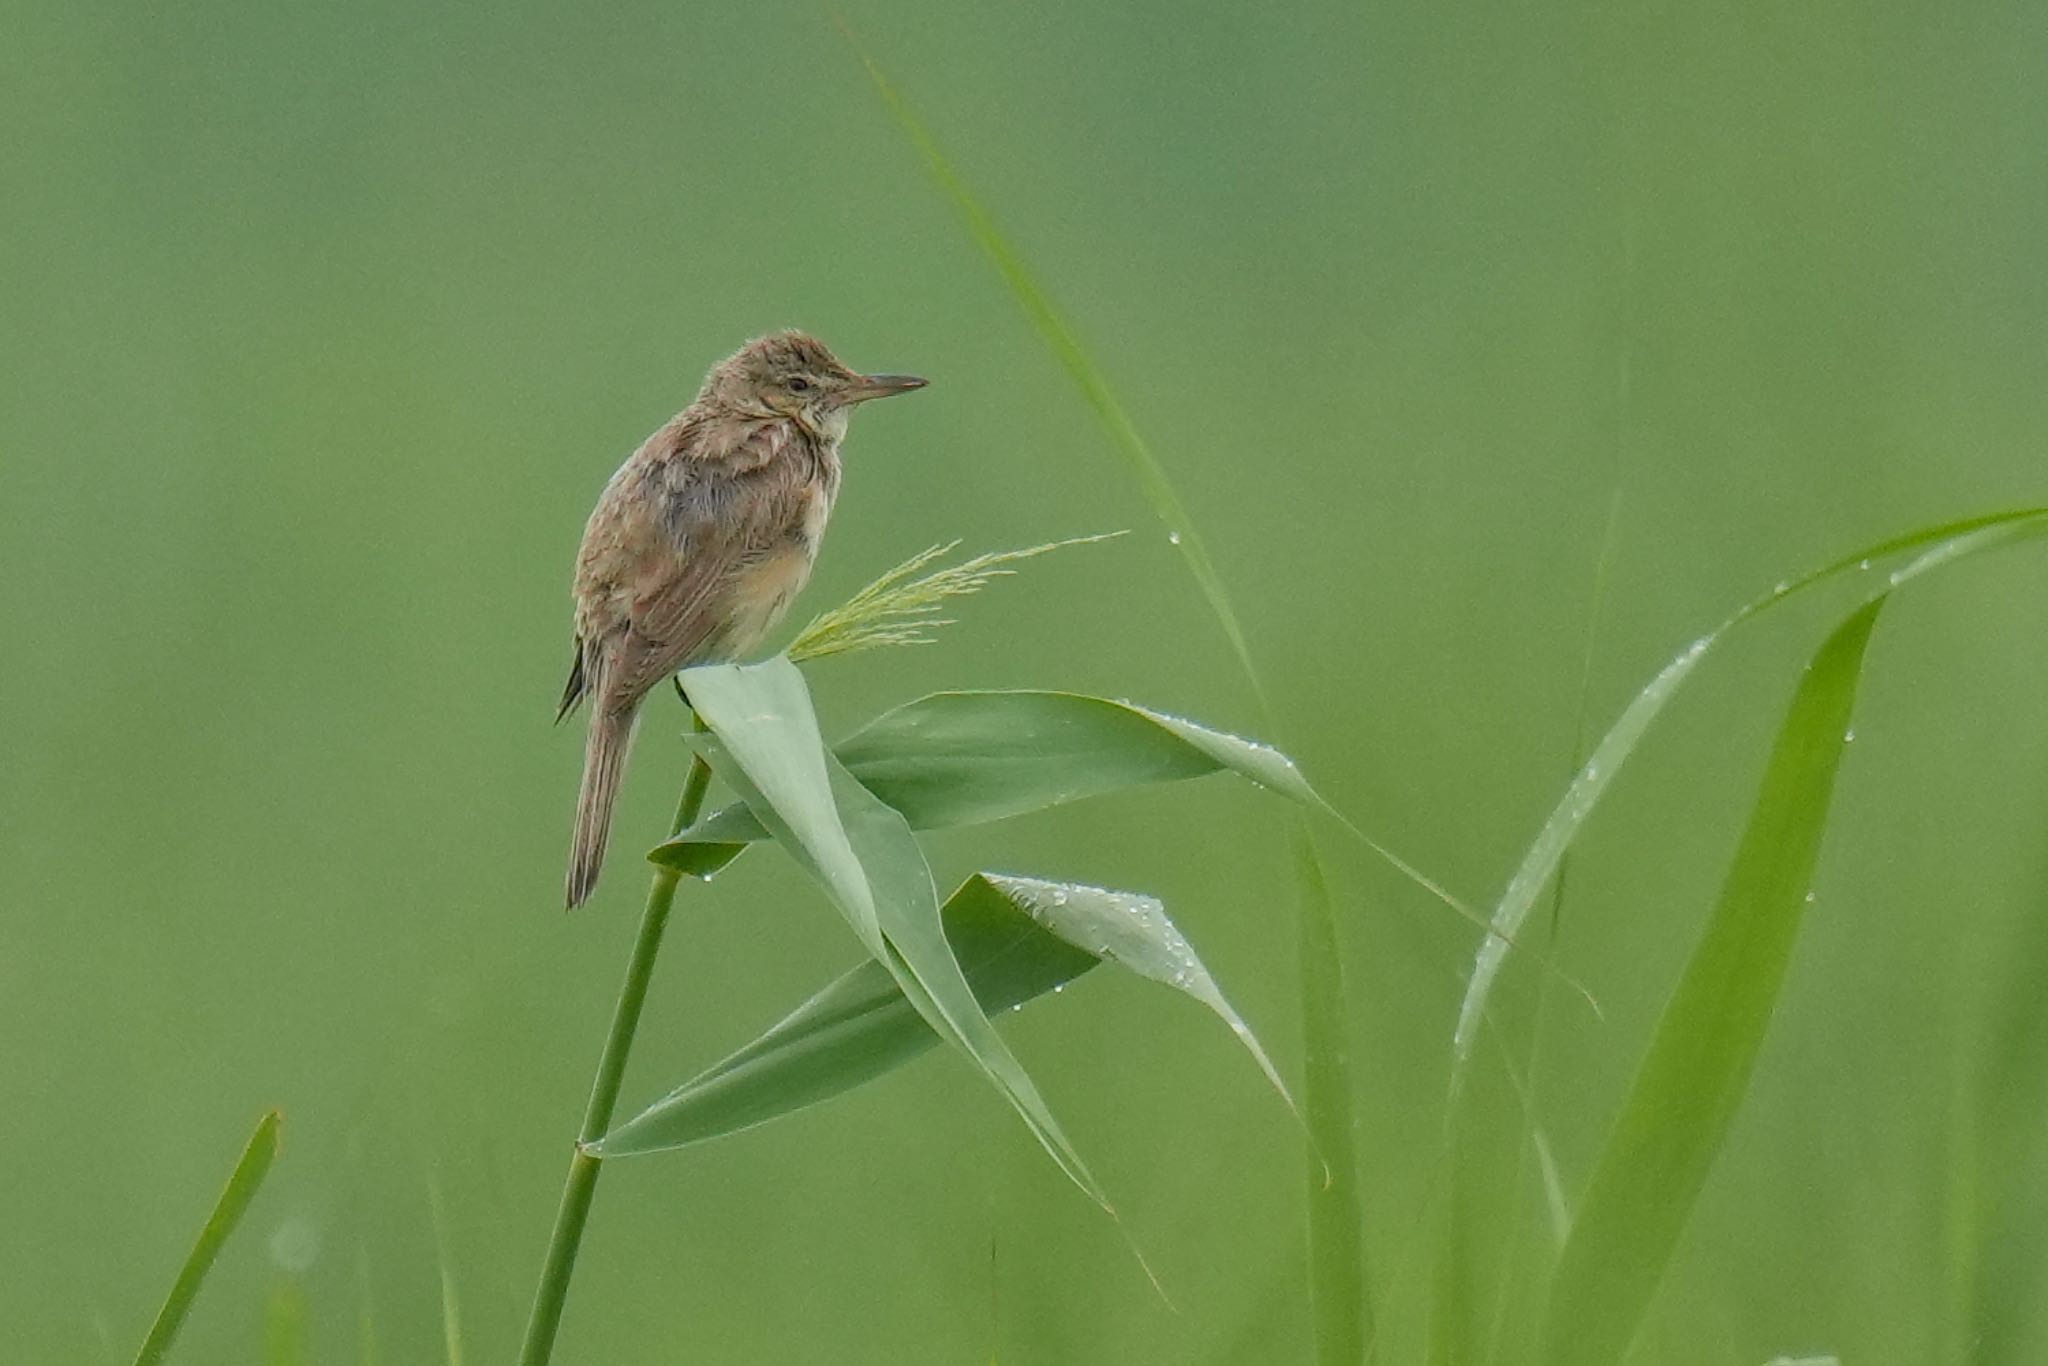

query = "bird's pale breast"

[{"left": 720, "top": 474, "right": 833, "bottom": 654}]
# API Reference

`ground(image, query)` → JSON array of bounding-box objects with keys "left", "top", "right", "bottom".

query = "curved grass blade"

[
  {"left": 599, "top": 871, "right": 1284, "bottom": 1155},
  {"left": 1454, "top": 507, "right": 2048, "bottom": 1073},
  {"left": 134, "top": 1109, "right": 282, "bottom": 1366},
  {"left": 1534, "top": 519, "right": 2048, "bottom": 1366},
  {"left": 678, "top": 660, "right": 1106, "bottom": 1207},
  {"left": 839, "top": 28, "right": 1263, "bottom": 698},
  {"left": 1533, "top": 600, "right": 1880, "bottom": 1366}
]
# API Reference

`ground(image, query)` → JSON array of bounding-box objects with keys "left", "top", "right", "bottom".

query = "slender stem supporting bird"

[{"left": 520, "top": 731, "right": 713, "bottom": 1366}]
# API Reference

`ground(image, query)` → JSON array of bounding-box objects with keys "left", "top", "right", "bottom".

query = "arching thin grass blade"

[
  {"left": 1534, "top": 518, "right": 2048, "bottom": 1366},
  {"left": 1455, "top": 507, "right": 2048, "bottom": 1075}
]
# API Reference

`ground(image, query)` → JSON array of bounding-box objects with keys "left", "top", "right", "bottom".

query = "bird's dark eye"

[{"left": 786, "top": 375, "right": 812, "bottom": 393}]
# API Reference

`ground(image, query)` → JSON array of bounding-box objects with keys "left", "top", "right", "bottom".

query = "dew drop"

[
  {"left": 1772, "top": 580, "right": 1790, "bottom": 596},
  {"left": 1858, "top": 559, "right": 1872, "bottom": 571},
  {"left": 1167, "top": 531, "right": 1182, "bottom": 546},
  {"left": 1843, "top": 728, "right": 1856, "bottom": 742},
  {"left": 1803, "top": 890, "right": 1817, "bottom": 904}
]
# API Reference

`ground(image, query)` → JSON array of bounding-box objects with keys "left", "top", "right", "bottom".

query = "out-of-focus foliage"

[{"left": 6, "top": 0, "right": 2046, "bottom": 1361}]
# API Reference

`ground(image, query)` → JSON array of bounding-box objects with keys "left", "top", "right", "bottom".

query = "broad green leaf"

[
  {"left": 598, "top": 871, "right": 1285, "bottom": 1155},
  {"left": 1454, "top": 507, "right": 2048, "bottom": 1071},
  {"left": 596, "top": 875, "right": 1095, "bottom": 1154},
  {"left": 1535, "top": 517, "right": 2048, "bottom": 1366},
  {"left": 654, "top": 690, "right": 1321, "bottom": 878},
  {"left": 679, "top": 660, "right": 1106, "bottom": 1206},
  {"left": 135, "top": 1109, "right": 282, "bottom": 1366}
]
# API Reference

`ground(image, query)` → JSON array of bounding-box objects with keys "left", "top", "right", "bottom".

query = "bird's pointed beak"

[{"left": 845, "top": 373, "right": 928, "bottom": 403}]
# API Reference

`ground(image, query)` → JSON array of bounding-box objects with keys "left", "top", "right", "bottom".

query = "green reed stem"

[{"left": 519, "top": 736, "right": 713, "bottom": 1366}]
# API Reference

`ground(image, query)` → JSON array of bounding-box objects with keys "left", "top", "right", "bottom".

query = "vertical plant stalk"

[
  {"left": 519, "top": 739, "right": 713, "bottom": 1366},
  {"left": 1297, "top": 832, "right": 1369, "bottom": 1363}
]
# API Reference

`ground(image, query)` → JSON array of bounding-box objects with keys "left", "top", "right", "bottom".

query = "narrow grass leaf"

[
  {"left": 1533, "top": 600, "right": 1880, "bottom": 1366},
  {"left": 680, "top": 660, "right": 1107, "bottom": 1206},
  {"left": 842, "top": 29, "right": 1265, "bottom": 697},
  {"left": 1455, "top": 507, "right": 2048, "bottom": 1073},
  {"left": 1534, "top": 517, "right": 2048, "bottom": 1366},
  {"left": 133, "top": 1109, "right": 282, "bottom": 1366}
]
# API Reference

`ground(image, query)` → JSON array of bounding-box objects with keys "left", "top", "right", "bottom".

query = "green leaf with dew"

[
  {"left": 1453, "top": 506, "right": 2048, "bottom": 1075},
  {"left": 1534, "top": 600, "right": 1879, "bottom": 1366},
  {"left": 1534, "top": 517, "right": 2048, "bottom": 1366},
  {"left": 677, "top": 659, "right": 1107, "bottom": 1206},
  {"left": 135, "top": 1109, "right": 283, "bottom": 1366},
  {"left": 597, "top": 871, "right": 1285, "bottom": 1155},
  {"left": 658, "top": 690, "right": 1323, "bottom": 876}
]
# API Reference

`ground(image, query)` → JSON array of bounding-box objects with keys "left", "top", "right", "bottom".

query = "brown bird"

[{"left": 557, "top": 331, "right": 926, "bottom": 907}]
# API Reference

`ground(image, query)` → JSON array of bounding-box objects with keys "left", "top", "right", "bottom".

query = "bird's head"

[{"left": 703, "top": 330, "right": 926, "bottom": 437}]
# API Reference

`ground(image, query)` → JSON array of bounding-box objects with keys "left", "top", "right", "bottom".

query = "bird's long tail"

[{"left": 566, "top": 703, "right": 639, "bottom": 908}]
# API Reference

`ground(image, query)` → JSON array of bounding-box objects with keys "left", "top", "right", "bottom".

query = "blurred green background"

[{"left": 5, "top": 0, "right": 2047, "bottom": 1361}]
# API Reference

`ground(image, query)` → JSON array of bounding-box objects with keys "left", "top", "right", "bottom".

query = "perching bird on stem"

[{"left": 557, "top": 331, "right": 926, "bottom": 907}]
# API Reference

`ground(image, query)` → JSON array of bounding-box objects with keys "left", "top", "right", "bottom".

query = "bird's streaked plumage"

[{"left": 558, "top": 331, "right": 925, "bottom": 906}]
